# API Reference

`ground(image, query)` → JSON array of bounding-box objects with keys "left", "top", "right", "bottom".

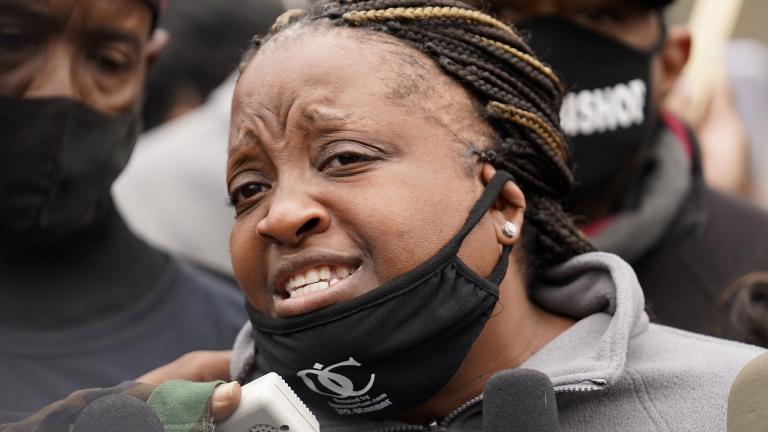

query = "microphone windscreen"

[
  {"left": 728, "top": 352, "right": 768, "bottom": 432},
  {"left": 483, "top": 368, "right": 558, "bottom": 432},
  {"left": 73, "top": 394, "right": 165, "bottom": 432}
]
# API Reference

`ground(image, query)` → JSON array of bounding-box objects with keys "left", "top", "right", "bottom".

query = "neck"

[
  {"left": 0, "top": 200, "right": 167, "bottom": 330},
  {"left": 400, "top": 259, "right": 574, "bottom": 423}
]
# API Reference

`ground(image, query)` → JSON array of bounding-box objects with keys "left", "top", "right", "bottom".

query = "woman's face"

[{"left": 228, "top": 26, "right": 507, "bottom": 317}]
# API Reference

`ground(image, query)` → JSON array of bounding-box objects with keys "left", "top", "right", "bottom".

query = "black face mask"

[
  {"left": 248, "top": 171, "right": 515, "bottom": 418},
  {"left": 0, "top": 97, "right": 140, "bottom": 245},
  {"left": 516, "top": 16, "right": 666, "bottom": 199}
]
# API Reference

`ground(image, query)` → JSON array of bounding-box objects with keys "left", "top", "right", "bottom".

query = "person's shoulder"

[
  {"left": 634, "top": 323, "right": 764, "bottom": 370},
  {"left": 628, "top": 324, "right": 763, "bottom": 406},
  {"left": 704, "top": 187, "right": 768, "bottom": 227},
  {"left": 612, "top": 325, "right": 765, "bottom": 430},
  {"left": 157, "top": 259, "right": 247, "bottom": 342},
  {"left": 163, "top": 259, "right": 244, "bottom": 310}
]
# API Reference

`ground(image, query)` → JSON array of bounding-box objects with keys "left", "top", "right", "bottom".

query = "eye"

[
  {"left": 322, "top": 152, "right": 376, "bottom": 169},
  {"left": 229, "top": 182, "right": 271, "bottom": 208},
  {"left": 0, "top": 25, "right": 39, "bottom": 51},
  {"left": 316, "top": 140, "right": 389, "bottom": 175},
  {"left": 87, "top": 49, "right": 134, "bottom": 73}
]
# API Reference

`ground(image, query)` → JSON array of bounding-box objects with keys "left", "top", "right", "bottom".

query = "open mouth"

[{"left": 283, "top": 264, "right": 358, "bottom": 300}]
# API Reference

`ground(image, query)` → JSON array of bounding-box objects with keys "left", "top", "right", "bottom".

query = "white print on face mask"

[
  {"left": 560, "top": 79, "right": 646, "bottom": 136},
  {"left": 298, "top": 357, "right": 375, "bottom": 398},
  {"left": 297, "top": 357, "right": 392, "bottom": 415}
]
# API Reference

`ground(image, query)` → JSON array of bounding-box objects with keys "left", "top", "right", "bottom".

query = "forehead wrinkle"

[
  {"left": 299, "top": 105, "right": 351, "bottom": 130},
  {"left": 229, "top": 107, "right": 276, "bottom": 157},
  {"left": 240, "top": 22, "right": 483, "bottom": 160},
  {"left": 229, "top": 129, "right": 260, "bottom": 157}
]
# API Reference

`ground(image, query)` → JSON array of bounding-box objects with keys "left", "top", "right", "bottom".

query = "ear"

[
  {"left": 655, "top": 25, "right": 691, "bottom": 100},
  {"left": 145, "top": 28, "right": 169, "bottom": 67},
  {"left": 481, "top": 164, "right": 526, "bottom": 246}
]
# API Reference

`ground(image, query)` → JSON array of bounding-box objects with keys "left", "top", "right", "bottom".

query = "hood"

[{"left": 524, "top": 252, "right": 649, "bottom": 390}]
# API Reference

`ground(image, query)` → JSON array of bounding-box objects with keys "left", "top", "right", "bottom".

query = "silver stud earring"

[{"left": 502, "top": 221, "right": 517, "bottom": 239}]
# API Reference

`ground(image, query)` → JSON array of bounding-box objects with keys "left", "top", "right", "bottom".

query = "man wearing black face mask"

[
  {"left": 474, "top": 0, "right": 768, "bottom": 336},
  {"left": 0, "top": 0, "right": 246, "bottom": 421}
]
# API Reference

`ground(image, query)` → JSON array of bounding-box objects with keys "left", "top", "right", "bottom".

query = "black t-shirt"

[
  {"left": 0, "top": 204, "right": 247, "bottom": 421},
  {"left": 0, "top": 258, "right": 246, "bottom": 421}
]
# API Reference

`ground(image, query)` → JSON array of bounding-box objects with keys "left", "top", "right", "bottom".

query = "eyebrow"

[
  {"left": 88, "top": 29, "right": 143, "bottom": 51},
  {"left": 0, "top": 1, "right": 58, "bottom": 28},
  {"left": 300, "top": 105, "right": 350, "bottom": 128},
  {"left": 229, "top": 130, "right": 262, "bottom": 157},
  {"left": 229, "top": 105, "right": 351, "bottom": 152},
  {"left": 0, "top": 1, "right": 145, "bottom": 49}
]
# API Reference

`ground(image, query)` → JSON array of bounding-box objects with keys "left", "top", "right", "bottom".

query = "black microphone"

[
  {"left": 483, "top": 368, "right": 559, "bottom": 432},
  {"left": 727, "top": 352, "right": 768, "bottom": 432}
]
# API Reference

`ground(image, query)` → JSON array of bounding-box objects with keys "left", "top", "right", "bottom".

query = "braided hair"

[{"left": 239, "top": 0, "right": 595, "bottom": 282}]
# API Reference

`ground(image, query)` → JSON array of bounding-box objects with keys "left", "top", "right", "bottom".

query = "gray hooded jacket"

[{"left": 231, "top": 252, "right": 764, "bottom": 431}]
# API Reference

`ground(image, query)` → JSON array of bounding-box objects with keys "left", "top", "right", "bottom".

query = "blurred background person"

[
  {"left": 726, "top": 40, "right": 768, "bottom": 207},
  {"left": 0, "top": 0, "right": 246, "bottom": 421},
  {"left": 664, "top": 1, "right": 768, "bottom": 207},
  {"left": 114, "top": 0, "right": 284, "bottom": 276},
  {"left": 466, "top": 0, "right": 768, "bottom": 336}
]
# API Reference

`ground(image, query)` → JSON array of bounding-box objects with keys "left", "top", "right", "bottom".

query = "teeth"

[
  {"left": 319, "top": 266, "right": 330, "bottom": 279},
  {"left": 284, "top": 265, "right": 357, "bottom": 295},
  {"left": 306, "top": 269, "right": 320, "bottom": 284},
  {"left": 289, "top": 281, "right": 329, "bottom": 299}
]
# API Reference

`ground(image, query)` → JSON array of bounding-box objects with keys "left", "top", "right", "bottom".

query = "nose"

[
  {"left": 23, "top": 46, "right": 79, "bottom": 100},
  {"left": 256, "top": 187, "right": 331, "bottom": 247}
]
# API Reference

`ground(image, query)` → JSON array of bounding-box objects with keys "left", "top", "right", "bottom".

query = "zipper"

[
  {"left": 371, "top": 395, "right": 482, "bottom": 432},
  {"left": 371, "top": 379, "right": 606, "bottom": 432},
  {"left": 437, "top": 394, "right": 484, "bottom": 428},
  {"left": 553, "top": 379, "right": 607, "bottom": 393},
  {"left": 372, "top": 424, "right": 431, "bottom": 432}
]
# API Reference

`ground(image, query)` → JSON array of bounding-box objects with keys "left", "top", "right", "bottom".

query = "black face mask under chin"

[
  {"left": 248, "top": 171, "right": 516, "bottom": 418},
  {"left": 0, "top": 97, "right": 140, "bottom": 246},
  {"left": 516, "top": 15, "right": 666, "bottom": 200}
]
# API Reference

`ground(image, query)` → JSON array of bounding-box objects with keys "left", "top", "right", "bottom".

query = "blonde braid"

[
  {"left": 343, "top": 6, "right": 515, "bottom": 35},
  {"left": 486, "top": 101, "right": 568, "bottom": 162},
  {"left": 477, "top": 36, "right": 563, "bottom": 93}
]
